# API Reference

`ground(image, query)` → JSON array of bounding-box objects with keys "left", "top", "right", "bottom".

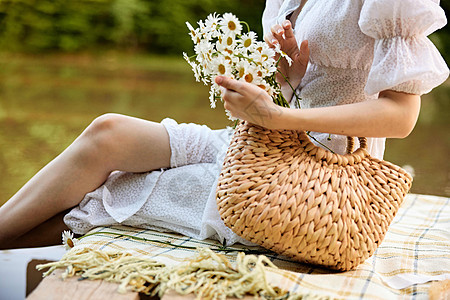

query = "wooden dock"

[{"left": 27, "top": 265, "right": 256, "bottom": 299}]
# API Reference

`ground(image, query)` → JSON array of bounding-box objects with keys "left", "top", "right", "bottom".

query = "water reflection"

[{"left": 0, "top": 53, "right": 449, "bottom": 205}]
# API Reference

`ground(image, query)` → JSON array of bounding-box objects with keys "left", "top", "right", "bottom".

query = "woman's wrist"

[{"left": 269, "top": 106, "right": 303, "bottom": 131}]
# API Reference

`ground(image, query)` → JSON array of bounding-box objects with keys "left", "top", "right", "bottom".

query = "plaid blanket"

[{"left": 71, "top": 194, "right": 450, "bottom": 299}]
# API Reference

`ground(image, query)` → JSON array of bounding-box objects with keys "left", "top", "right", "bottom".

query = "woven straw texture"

[{"left": 216, "top": 122, "right": 413, "bottom": 271}]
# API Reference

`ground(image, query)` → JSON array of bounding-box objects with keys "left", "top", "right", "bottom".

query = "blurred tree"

[
  {"left": 0, "top": 0, "right": 266, "bottom": 53},
  {"left": 432, "top": 1, "right": 450, "bottom": 65},
  {"left": 0, "top": 0, "right": 448, "bottom": 63}
]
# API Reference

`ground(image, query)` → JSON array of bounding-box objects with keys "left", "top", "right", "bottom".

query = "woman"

[{"left": 0, "top": 0, "right": 448, "bottom": 249}]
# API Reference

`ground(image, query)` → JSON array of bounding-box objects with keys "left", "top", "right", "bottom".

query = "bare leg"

[
  {"left": 0, "top": 113, "right": 171, "bottom": 248},
  {"left": 0, "top": 210, "right": 71, "bottom": 249}
]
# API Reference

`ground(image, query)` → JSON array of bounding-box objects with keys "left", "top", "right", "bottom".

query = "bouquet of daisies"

[{"left": 183, "top": 13, "right": 294, "bottom": 121}]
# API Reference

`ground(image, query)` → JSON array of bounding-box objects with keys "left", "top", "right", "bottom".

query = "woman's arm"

[
  {"left": 215, "top": 76, "right": 421, "bottom": 139},
  {"left": 280, "top": 90, "right": 421, "bottom": 138}
]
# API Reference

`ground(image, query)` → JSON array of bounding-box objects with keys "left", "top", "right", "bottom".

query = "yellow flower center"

[
  {"left": 262, "top": 54, "right": 268, "bottom": 61},
  {"left": 244, "top": 39, "right": 252, "bottom": 48},
  {"left": 227, "top": 37, "right": 233, "bottom": 46},
  {"left": 228, "top": 21, "right": 236, "bottom": 31},
  {"left": 244, "top": 73, "right": 253, "bottom": 83},
  {"left": 239, "top": 68, "right": 245, "bottom": 78},
  {"left": 67, "top": 238, "right": 74, "bottom": 248},
  {"left": 218, "top": 64, "right": 226, "bottom": 75}
]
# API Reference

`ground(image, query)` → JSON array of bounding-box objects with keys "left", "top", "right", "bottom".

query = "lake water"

[{"left": 0, "top": 52, "right": 449, "bottom": 207}]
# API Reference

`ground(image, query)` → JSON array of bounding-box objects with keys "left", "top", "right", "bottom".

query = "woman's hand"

[
  {"left": 215, "top": 76, "right": 286, "bottom": 129},
  {"left": 264, "top": 20, "right": 309, "bottom": 101}
]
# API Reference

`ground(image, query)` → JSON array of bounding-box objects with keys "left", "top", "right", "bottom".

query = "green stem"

[
  {"left": 233, "top": 53, "right": 259, "bottom": 67},
  {"left": 240, "top": 21, "right": 250, "bottom": 33},
  {"left": 233, "top": 119, "right": 239, "bottom": 129},
  {"left": 276, "top": 69, "right": 301, "bottom": 105},
  {"left": 306, "top": 131, "right": 335, "bottom": 153},
  {"left": 265, "top": 76, "right": 289, "bottom": 108}
]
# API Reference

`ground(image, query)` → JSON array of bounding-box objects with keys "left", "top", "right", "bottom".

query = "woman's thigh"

[
  {"left": 82, "top": 114, "right": 229, "bottom": 173},
  {"left": 84, "top": 113, "right": 171, "bottom": 173}
]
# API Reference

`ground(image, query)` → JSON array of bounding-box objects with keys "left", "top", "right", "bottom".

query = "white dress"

[{"left": 64, "top": 0, "right": 449, "bottom": 246}]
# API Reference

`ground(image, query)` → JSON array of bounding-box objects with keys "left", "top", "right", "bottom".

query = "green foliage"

[
  {"left": 0, "top": 0, "right": 447, "bottom": 63},
  {"left": 0, "top": 0, "right": 266, "bottom": 53},
  {"left": 432, "top": 3, "right": 450, "bottom": 65}
]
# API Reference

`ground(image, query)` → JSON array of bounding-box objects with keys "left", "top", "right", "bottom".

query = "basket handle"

[{"left": 346, "top": 136, "right": 367, "bottom": 154}]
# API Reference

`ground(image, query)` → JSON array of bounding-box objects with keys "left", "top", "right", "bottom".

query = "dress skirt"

[{"left": 64, "top": 118, "right": 253, "bottom": 246}]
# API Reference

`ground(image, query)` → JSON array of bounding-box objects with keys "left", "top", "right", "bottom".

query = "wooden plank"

[
  {"left": 27, "top": 269, "right": 140, "bottom": 300},
  {"left": 27, "top": 259, "right": 55, "bottom": 297},
  {"left": 428, "top": 279, "right": 450, "bottom": 300},
  {"left": 27, "top": 269, "right": 258, "bottom": 300}
]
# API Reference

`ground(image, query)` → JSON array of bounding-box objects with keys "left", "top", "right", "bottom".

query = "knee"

[
  {"left": 78, "top": 113, "right": 126, "bottom": 164},
  {"left": 85, "top": 113, "right": 123, "bottom": 137}
]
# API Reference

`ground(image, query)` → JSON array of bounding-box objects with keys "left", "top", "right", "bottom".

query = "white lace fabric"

[{"left": 359, "top": 0, "right": 449, "bottom": 95}]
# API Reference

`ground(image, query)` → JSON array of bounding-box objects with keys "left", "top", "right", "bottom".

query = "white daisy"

[
  {"left": 183, "top": 52, "right": 203, "bottom": 83},
  {"left": 209, "top": 56, "right": 232, "bottom": 77},
  {"left": 209, "top": 83, "right": 221, "bottom": 108},
  {"left": 251, "top": 44, "right": 276, "bottom": 67},
  {"left": 265, "top": 84, "right": 278, "bottom": 97},
  {"left": 225, "top": 109, "right": 238, "bottom": 122},
  {"left": 205, "top": 13, "right": 221, "bottom": 34},
  {"left": 197, "top": 20, "right": 212, "bottom": 41},
  {"left": 194, "top": 39, "right": 214, "bottom": 65},
  {"left": 274, "top": 43, "right": 293, "bottom": 66},
  {"left": 235, "top": 60, "right": 252, "bottom": 79},
  {"left": 186, "top": 21, "right": 201, "bottom": 44},
  {"left": 239, "top": 32, "right": 258, "bottom": 50},
  {"left": 254, "top": 78, "right": 270, "bottom": 91},
  {"left": 255, "top": 63, "right": 277, "bottom": 78},
  {"left": 239, "top": 65, "right": 259, "bottom": 84},
  {"left": 61, "top": 230, "right": 79, "bottom": 250},
  {"left": 220, "top": 13, "right": 242, "bottom": 36},
  {"left": 216, "top": 33, "right": 237, "bottom": 53},
  {"left": 197, "top": 19, "right": 206, "bottom": 31}
]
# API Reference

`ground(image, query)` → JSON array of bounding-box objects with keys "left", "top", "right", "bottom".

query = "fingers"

[
  {"left": 264, "top": 23, "right": 284, "bottom": 48},
  {"left": 299, "top": 40, "right": 310, "bottom": 66},
  {"left": 265, "top": 20, "right": 294, "bottom": 47},
  {"left": 282, "top": 20, "right": 295, "bottom": 39},
  {"left": 215, "top": 76, "right": 242, "bottom": 92},
  {"left": 215, "top": 76, "right": 243, "bottom": 107},
  {"left": 270, "top": 24, "right": 284, "bottom": 45},
  {"left": 264, "top": 34, "right": 278, "bottom": 48},
  {"left": 215, "top": 76, "right": 242, "bottom": 118}
]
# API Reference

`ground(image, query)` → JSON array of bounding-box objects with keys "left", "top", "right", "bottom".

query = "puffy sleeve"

[
  {"left": 359, "top": 0, "right": 449, "bottom": 95},
  {"left": 262, "top": 0, "right": 284, "bottom": 38}
]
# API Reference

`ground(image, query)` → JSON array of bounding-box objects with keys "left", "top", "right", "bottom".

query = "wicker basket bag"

[{"left": 216, "top": 121, "right": 413, "bottom": 271}]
